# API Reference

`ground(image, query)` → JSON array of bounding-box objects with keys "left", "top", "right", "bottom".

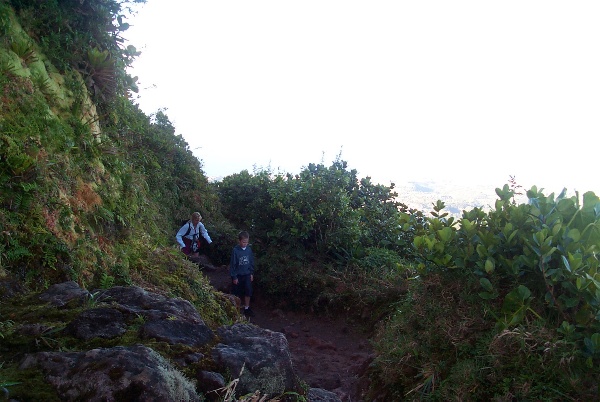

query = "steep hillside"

[
  {"left": 0, "top": 0, "right": 234, "bottom": 294},
  {"left": 0, "top": 1, "right": 258, "bottom": 398}
]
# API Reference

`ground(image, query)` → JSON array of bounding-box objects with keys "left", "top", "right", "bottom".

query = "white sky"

[{"left": 123, "top": 1, "right": 599, "bottom": 196}]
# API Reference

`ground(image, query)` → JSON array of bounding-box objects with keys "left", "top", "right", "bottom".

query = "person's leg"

[
  {"left": 188, "top": 252, "right": 201, "bottom": 264},
  {"left": 240, "top": 275, "right": 255, "bottom": 317},
  {"left": 232, "top": 279, "right": 241, "bottom": 298}
]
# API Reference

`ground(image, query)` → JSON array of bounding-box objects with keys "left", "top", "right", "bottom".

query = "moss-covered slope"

[{"left": 0, "top": 0, "right": 238, "bottom": 331}]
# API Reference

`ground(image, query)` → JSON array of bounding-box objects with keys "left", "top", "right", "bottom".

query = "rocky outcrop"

[
  {"left": 308, "top": 388, "right": 343, "bottom": 402},
  {"left": 212, "top": 324, "right": 297, "bottom": 397},
  {"left": 20, "top": 344, "right": 200, "bottom": 402},
  {"left": 6, "top": 281, "right": 341, "bottom": 401}
]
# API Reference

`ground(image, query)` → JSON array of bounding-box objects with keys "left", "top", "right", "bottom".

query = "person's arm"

[
  {"left": 175, "top": 224, "right": 188, "bottom": 249},
  {"left": 229, "top": 248, "right": 238, "bottom": 279},
  {"left": 199, "top": 222, "right": 212, "bottom": 244}
]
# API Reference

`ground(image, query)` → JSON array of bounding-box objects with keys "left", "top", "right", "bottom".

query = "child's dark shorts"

[{"left": 233, "top": 274, "right": 253, "bottom": 298}]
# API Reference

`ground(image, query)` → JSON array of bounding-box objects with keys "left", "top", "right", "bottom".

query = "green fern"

[
  {"left": 42, "top": 249, "right": 58, "bottom": 269},
  {"left": 5, "top": 243, "right": 31, "bottom": 262},
  {"left": 0, "top": 3, "right": 11, "bottom": 37},
  {"left": 0, "top": 54, "right": 17, "bottom": 75},
  {"left": 10, "top": 36, "right": 37, "bottom": 65},
  {"left": 100, "top": 272, "right": 115, "bottom": 289},
  {"left": 11, "top": 192, "right": 34, "bottom": 211},
  {"left": 0, "top": 320, "right": 14, "bottom": 338},
  {"left": 30, "top": 71, "right": 54, "bottom": 96},
  {"left": 0, "top": 136, "right": 35, "bottom": 176}
]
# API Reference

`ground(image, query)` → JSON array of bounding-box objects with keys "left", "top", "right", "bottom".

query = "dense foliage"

[
  {"left": 216, "top": 161, "right": 419, "bottom": 313},
  {"left": 367, "top": 186, "right": 600, "bottom": 400},
  {"left": 6, "top": 0, "right": 143, "bottom": 103},
  {"left": 217, "top": 164, "right": 600, "bottom": 399},
  {"left": 217, "top": 160, "right": 420, "bottom": 258}
]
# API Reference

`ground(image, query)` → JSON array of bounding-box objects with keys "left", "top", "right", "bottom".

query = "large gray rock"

[
  {"left": 308, "top": 387, "right": 343, "bottom": 402},
  {"left": 38, "top": 281, "right": 90, "bottom": 307},
  {"left": 64, "top": 285, "right": 215, "bottom": 346},
  {"left": 196, "top": 370, "right": 226, "bottom": 401},
  {"left": 212, "top": 323, "right": 298, "bottom": 397},
  {"left": 66, "top": 307, "right": 127, "bottom": 340},
  {"left": 20, "top": 344, "right": 200, "bottom": 401},
  {"left": 141, "top": 319, "right": 215, "bottom": 347},
  {"left": 96, "top": 285, "right": 205, "bottom": 323}
]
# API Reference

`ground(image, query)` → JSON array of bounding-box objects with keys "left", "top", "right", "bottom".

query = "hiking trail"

[{"left": 202, "top": 262, "right": 374, "bottom": 401}]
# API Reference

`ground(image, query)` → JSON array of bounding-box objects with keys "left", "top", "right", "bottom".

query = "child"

[{"left": 230, "top": 231, "right": 255, "bottom": 317}]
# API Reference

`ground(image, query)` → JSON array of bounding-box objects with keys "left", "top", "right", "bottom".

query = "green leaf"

[
  {"left": 479, "top": 291, "right": 497, "bottom": 300},
  {"left": 484, "top": 258, "right": 495, "bottom": 274},
  {"left": 562, "top": 255, "right": 571, "bottom": 273},
  {"left": 437, "top": 227, "right": 453, "bottom": 242},
  {"left": 557, "top": 321, "right": 575, "bottom": 337},
  {"left": 567, "top": 228, "right": 581, "bottom": 242},
  {"left": 502, "top": 285, "right": 530, "bottom": 314},
  {"left": 476, "top": 244, "right": 487, "bottom": 258},
  {"left": 517, "top": 285, "right": 531, "bottom": 301},
  {"left": 480, "top": 277, "right": 494, "bottom": 292},
  {"left": 575, "top": 276, "right": 590, "bottom": 290},
  {"left": 508, "top": 307, "right": 526, "bottom": 326},
  {"left": 564, "top": 297, "right": 579, "bottom": 308},
  {"left": 584, "top": 333, "right": 600, "bottom": 355},
  {"left": 461, "top": 219, "right": 472, "bottom": 231}
]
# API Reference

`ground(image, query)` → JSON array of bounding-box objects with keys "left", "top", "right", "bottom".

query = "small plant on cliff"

[
  {"left": 1, "top": 379, "right": 21, "bottom": 401},
  {"left": 0, "top": 319, "right": 15, "bottom": 339},
  {"left": 10, "top": 36, "right": 37, "bottom": 64},
  {"left": 83, "top": 47, "right": 117, "bottom": 101}
]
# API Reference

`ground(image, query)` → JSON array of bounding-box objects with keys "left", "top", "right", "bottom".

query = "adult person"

[{"left": 176, "top": 212, "right": 212, "bottom": 264}]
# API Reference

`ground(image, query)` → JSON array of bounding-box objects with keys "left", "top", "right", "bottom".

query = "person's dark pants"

[{"left": 233, "top": 274, "right": 253, "bottom": 299}]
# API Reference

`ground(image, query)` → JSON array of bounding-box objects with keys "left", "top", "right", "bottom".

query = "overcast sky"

[{"left": 123, "top": 1, "right": 599, "bottom": 195}]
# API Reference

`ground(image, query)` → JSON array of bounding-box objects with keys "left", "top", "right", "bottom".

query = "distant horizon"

[
  {"left": 202, "top": 162, "right": 597, "bottom": 197},
  {"left": 125, "top": 1, "right": 599, "bottom": 200}
]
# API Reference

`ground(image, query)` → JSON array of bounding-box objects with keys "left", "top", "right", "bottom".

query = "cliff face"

[
  {"left": 0, "top": 1, "right": 230, "bottom": 292},
  {"left": 1, "top": 5, "right": 106, "bottom": 276},
  {"left": 0, "top": 3, "right": 261, "bottom": 398}
]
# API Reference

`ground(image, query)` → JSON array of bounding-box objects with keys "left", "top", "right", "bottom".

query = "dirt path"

[{"left": 203, "top": 263, "right": 374, "bottom": 401}]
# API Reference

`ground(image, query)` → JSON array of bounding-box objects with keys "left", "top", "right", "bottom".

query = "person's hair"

[
  {"left": 192, "top": 212, "right": 202, "bottom": 220},
  {"left": 238, "top": 231, "right": 249, "bottom": 240}
]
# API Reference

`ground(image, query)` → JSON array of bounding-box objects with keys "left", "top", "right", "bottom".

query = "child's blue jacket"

[{"left": 230, "top": 245, "right": 255, "bottom": 278}]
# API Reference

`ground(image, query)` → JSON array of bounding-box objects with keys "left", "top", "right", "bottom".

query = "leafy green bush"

[
  {"left": 255, "top": 250, "right": 335, "bottom": 311},
  {"left": 218, "top": 159, "right": 413, "bottom": 262},
  {"left": 216, "top": 159, "right": 424, "bottom": 322},
  {"left": 369, "top": 185, "right": 600, "bottom": 400}
]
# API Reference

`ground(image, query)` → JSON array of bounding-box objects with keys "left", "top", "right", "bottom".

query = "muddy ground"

[{"left": 203, "top": 263, "right": 374, "bottom": 401}]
